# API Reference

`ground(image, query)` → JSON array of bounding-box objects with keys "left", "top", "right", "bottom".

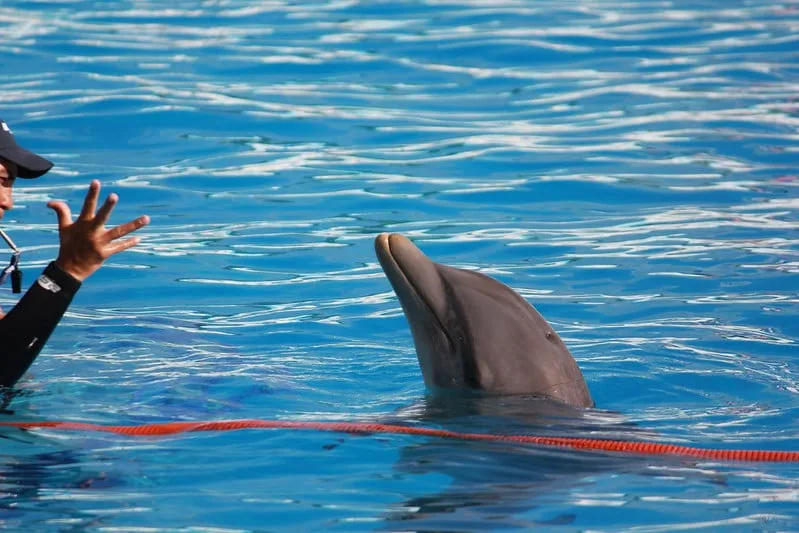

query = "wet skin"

[{"left": 375, "top": 233, "right": 593, "bottom": 408}]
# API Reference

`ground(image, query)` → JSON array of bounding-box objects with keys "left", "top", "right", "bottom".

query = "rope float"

[{"left": 1, "top": 419, "right": 796, "bottom": 462}]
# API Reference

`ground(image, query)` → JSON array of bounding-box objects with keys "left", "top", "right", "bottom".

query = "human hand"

[{"left": 47, "top": 180, "right": 150, "bottom": 282}]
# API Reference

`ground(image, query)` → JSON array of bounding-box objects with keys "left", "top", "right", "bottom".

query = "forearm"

[{"left": 0, "top": 262, "right": 81, "bottom": 387}]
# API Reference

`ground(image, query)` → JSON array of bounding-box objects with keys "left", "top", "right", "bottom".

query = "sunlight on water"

[{"left": 0, "top": 0, "right": 797, "bottom": 530}]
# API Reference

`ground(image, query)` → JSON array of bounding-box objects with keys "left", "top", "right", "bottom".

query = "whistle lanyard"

[{"left": 0, "top": 229, "right": 22, "bottom": 293}]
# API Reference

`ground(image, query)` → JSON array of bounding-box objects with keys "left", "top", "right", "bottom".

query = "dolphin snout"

[{"left": 374, "top": 233, "right": 448, "bottom": 324}]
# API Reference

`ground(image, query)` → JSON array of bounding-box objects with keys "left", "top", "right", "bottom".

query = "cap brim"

[{"left": 2, "top": 145, "right": 53, "bottom": 179}]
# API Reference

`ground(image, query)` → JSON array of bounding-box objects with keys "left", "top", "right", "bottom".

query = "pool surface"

[{"left": 1, "top": 0, "right": 798, "bottom": 530}]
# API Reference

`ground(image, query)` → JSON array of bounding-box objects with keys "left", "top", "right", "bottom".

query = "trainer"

[{"left": 0, "top": 118, "right": 149, "bottom": 389}]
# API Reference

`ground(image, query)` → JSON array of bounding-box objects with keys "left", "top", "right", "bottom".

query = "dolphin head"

[{"left": 375, "top": 233, "right": 593, "bottom": 408}]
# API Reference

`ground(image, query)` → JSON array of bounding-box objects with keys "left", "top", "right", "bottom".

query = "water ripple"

[{"left": 1, "top": 0, "right": 798, "bottom": 530}]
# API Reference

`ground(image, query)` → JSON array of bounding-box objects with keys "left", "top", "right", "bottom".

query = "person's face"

[{"left": 0, "top": 158, "right": 17, "bottom": 220}]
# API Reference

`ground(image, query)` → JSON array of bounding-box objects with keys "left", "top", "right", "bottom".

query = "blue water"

[{"left": 1, "top": 0, "right": 798, "bottom": 530}]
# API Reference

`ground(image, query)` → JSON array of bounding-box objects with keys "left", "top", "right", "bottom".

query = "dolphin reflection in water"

[{"left": 373, "top": 233, "right": 674, "bottom": 529}]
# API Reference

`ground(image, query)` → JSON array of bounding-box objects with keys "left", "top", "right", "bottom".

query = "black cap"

[{"left": 0, "top": 119, "right": 54, "bottom": 179}]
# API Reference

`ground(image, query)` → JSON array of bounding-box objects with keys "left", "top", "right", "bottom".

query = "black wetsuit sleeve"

[{"left": 0, "top": 262, "right": 81, "bottom": 388}]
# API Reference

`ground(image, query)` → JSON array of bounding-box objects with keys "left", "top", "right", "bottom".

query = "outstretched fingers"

[
  {"left": 79, "top": 179, "right": 101, "bottom": 220},
  {"left": 51, "top": 181, "right": 150, "bottom": 281},
  {"left": 104, "top": 215, "right": 150, "bottom": 245},
  {"left": 94, "top": 192, "right": 119, "bottom": 227},
  {"left": 47, "top": 200, "right": 74, "bottom": 229},
  {"left": 101, "top": 216, "right": 149, "bottom": 258},
  {"left": 104, "top": 236, "right": 142, "bottom": 257}
]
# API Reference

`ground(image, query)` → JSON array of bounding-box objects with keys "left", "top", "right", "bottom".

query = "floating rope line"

[{"left": 1, "top": 419, "right": 796, "bottom": 462}]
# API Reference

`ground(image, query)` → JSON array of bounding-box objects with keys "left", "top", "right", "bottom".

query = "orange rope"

[{"left": 1, "top": 419, "right": 796, "bottom": 462}]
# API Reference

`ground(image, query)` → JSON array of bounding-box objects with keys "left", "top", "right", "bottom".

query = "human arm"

[
  {"left": 0, "top": 180, "right": 148, "bottom": 388},
  {"left": 0, "top": 262, "right": 81, "bottom": 387}
]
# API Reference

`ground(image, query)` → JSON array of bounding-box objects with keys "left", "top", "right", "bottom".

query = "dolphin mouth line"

[{"left": 382, "top": 235, "right": 455, "bottom": 353}]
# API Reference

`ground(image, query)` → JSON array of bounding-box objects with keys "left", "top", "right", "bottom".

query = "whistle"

[{"left": 11, "top": 269, "right": 21, "bottom": 294}]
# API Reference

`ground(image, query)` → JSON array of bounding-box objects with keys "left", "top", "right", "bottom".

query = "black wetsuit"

[{"left": 0, "top": 262, "right": 80, "bottom": 388}]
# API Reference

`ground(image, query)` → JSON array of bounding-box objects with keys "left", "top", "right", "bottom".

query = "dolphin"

[{"left": 374, "top": 233, "right": 593, "bottom": 408}]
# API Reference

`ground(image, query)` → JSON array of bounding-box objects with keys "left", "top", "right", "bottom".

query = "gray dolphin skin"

[{"left": 374, "top": 233, "right": 594, "bottom": 408}]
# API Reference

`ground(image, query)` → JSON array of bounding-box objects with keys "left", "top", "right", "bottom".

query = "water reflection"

[
  {"left": 0, "top": 0, "right": 797, "bottom": 528},
  {"left": 0, "top": 431, "right": 120, "bottom": 528},
  {"left": 380, "top": 393, "right": 660, "bottom": 530}
]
